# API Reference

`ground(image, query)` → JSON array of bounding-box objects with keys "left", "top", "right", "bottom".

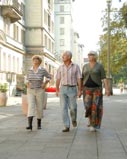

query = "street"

[{"left": 0, "top": 89, "right": 127, "bottom": 159}]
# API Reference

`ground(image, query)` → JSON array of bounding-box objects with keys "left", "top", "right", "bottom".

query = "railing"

[{"left": 0, "top": 0, "right": 23, "bottom": 15}]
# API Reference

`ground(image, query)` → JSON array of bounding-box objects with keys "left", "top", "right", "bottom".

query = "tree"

[{"left": 98, "top": 4, "right": 127, "bottom": 84}]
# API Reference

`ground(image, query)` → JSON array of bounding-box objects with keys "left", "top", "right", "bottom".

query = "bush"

[{"left": 0, "top": 83, "right": 8, "bottom": 93}]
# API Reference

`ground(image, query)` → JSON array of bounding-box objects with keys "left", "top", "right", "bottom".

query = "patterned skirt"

[{"left": 83, "top": 87, "right": 103, "bottom": 129}]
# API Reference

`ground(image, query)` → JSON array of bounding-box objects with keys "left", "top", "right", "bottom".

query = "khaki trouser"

[
  {"left": 43, "top": 92, "right": 47, "bottom": 109},
  {"left": 27, "top": 88, "right": 45, "bottom": 119}
]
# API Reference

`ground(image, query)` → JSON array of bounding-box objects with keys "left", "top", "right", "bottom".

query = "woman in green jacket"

[{"left": 82, "top": 51, "right": 110, "bottom": 132}]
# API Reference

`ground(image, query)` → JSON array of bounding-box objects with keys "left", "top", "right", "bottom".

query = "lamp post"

[
  {"left": 6, "top": 72, "right": 13, "bottom": 96},
  {"left": 107, "top": 0, "right": 111, "bottom": 78},
  {"left": 106, "top": 0, "right": 113, "bottom": 95}
]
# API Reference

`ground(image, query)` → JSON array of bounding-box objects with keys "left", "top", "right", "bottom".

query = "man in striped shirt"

[
  {"left": 56, "top": 51, "right": 82, "bottom": 132},
  {"left": 26, "top": 55, "right": 51, "bottom": 131}
]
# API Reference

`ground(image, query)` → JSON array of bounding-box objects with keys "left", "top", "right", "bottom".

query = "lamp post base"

[{"left": 107, "top": 77, "right": 113, "bottom": 95}]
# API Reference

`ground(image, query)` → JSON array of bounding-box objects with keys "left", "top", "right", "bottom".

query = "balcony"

[{"left": 0, "top": 0, "right": 23, "bottom": 23}]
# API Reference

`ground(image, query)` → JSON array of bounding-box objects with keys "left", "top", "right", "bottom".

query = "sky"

[{"left": 73, "top": 0, "right": 126, "bottom": 57}]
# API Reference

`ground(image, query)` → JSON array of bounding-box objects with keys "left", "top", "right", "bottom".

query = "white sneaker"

[
  {"left": 87, "top": 120, "right": 90, "bottom": 127},
  {"left": 89, "top": 126, "right": 96, "bottom": 132}
]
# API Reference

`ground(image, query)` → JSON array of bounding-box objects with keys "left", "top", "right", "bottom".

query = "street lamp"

[
  {"left": 106, "top": 0, "right": 113, "bottom": 95},
  {"left": 6, "top": 72, "right": 13, "bottom": 96},
  {"left": 106, "top": 0, "right": 111, "bottom": 78}
]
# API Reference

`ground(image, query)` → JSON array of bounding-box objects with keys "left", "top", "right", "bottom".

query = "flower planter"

[
  {"left": 21, "top": 94, "right": 28, "bottom": 116},
  {"left": 0, "top": 92, "right": 8, "bottom": 106}
]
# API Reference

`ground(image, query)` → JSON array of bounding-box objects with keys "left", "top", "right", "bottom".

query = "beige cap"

[{"left": 32, "top": 55, "right": 42, "bottom": 64}]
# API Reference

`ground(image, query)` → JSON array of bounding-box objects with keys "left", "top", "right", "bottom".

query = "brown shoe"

[
  {"left": 62, "top": 127, "right": 70, "bottom": 132},
  {"left": 72, "top": 121, "right": 77, "bottom": 127}
]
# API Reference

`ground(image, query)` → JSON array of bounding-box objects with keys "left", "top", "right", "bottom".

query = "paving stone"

[{"left": 0, "top": 91, "right": 127, "bottom": 159}]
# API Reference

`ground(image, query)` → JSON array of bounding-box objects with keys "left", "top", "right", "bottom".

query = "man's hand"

[{"left": 56, "top": 90, "right": 59, "bottom": 97}]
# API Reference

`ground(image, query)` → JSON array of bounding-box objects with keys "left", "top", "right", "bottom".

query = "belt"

[
  {"left": 62, "top": 85, "right": 76, "bottom": 87},
  {"left": 30, "top": 87, "right": 41, "bottom": 89},
  {"left": 84, "top": 86, "right": 102, "bottom": 90}
]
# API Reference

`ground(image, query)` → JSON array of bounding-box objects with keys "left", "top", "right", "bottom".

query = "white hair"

[{"left": 64, "top": 50, "right": 72, "bottom": 58}]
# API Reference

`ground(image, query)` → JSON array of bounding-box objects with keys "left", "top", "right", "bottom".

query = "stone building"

[
  {"left": 0, "top": 0, "right": 25, "bottom": 96},
  {"left": 0, "top": 0, "right": 59, "bottom": 96}
]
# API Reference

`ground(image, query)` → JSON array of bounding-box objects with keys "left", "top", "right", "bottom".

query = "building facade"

[
  {"left": 0, "top": 0, "right": 84, "bottom": 96},
  {"left": 0, "top": 0, "right": 25, "bottom": 96},
  {"left": 54, "top": 0, "right": 84, "bottom": 67},
  {"left": 72, "top": 32, "right": 84, "bottom": 68},
  {"left": 25, "top": 0, "right": 58, "bottom": 87},
  {"left": 54, "top": 0, "right": 74, "bottom": 61},
  {"left": 0, "top": 0, "right": 60, "bottom": 96}
]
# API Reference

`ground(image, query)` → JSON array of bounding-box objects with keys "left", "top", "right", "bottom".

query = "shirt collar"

[
  {"left": 62, "top": 61, "right": 73, "bottom": 67},
  {"left": 30, "top": 66, "right": 42, "bottom": 70}
]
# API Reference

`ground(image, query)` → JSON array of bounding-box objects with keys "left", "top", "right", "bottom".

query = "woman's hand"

[
  {"left": 26, "top": 82, "right": 31, "bottom": 88},
  {"left": 41, "top": 80, "right": 50, "bottom": 89},
  {"left": 41, "top": 83, "right": 46, "bottom": 89}
]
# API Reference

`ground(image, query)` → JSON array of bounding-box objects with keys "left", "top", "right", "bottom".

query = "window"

[
  {"left": 49, "top": 39, "right": 51, "bottom": 52},
  {"left": 21, "top": 3, "right": 25, "bottom": 20},
  {"left": 60, "top": 39, "right": 64, "bottom": 46},
  {"left": 0, "top": 48, "right": 1, "bottom": 71},
  {"left": 13, "top": 24, "right": 18, "bottom": 41},
  {"left": 52, "top": 42, "right": 54, "bottom": 53},
  {"left": 60, "top": 28, "right": 64, "bottom": 35},
  {"left": 44, "top": 10, "right": 48, "bottom": 25},
  {"left": 21, "top": 29, "right": 25, "bottom": 44},
  {"left": 17, "top": 58, "right": 19, "bottom": 73},
  {"left": 60, "top": 5, "right": 64, "bottom": 12},
  {"left": 48, "top": 14, "right": 51, "bottom": 31},
  {"left": 44, "top": 35, "right": 47, "bottom": 48},
  {"left": 7, "top": 55, "right": 11, "bottom": 72},
  {"left": 60, "top": 17, "right": 64, "bottom": 24},
  {"left": 51, "top": 21, "right": 54, "bottom": 33},
  {"left": 12, "top": 56, "right": 16, "bottom": 72},
  {"left": 3, "top": 53, "right": 6, "bottom": 71},
  {"left": 4, "top": 18, "right": 10, "bottom": 35}
]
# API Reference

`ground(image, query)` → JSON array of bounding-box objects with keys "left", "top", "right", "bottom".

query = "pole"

[
  {"left": 107, "top": 1, "right": 111, "bottom": 79},
  {"left": 107, "top": 0, "right": 113, "bottom": 95}
]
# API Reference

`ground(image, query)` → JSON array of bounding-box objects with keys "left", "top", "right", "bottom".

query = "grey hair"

[
  {"left": 88, "top": 50, "right": 98, "bottom": 59},
  {"left": 64, "top": 50, "right": 72, "bottom": 58}
]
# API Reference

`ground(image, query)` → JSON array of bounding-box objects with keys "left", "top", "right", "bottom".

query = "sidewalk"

[{"left": 0, "top": 92, "right": 127, "bottom": 159}]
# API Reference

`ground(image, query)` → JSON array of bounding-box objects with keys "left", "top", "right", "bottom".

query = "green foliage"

[
  {"left": 120, "top": 4, "right": 127, "bottom": 27},
  {"left": 0, "top": 83, "right": 8, "bottom": 93},
  {"left": 98, "top": 4, "right": 127, "bottom": 84},
  {"left": 112, "top": 64, "right": 127, "bottom": 84},
  {"left": 22, "top": 84, "right": 27, "bottom": 94}
]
